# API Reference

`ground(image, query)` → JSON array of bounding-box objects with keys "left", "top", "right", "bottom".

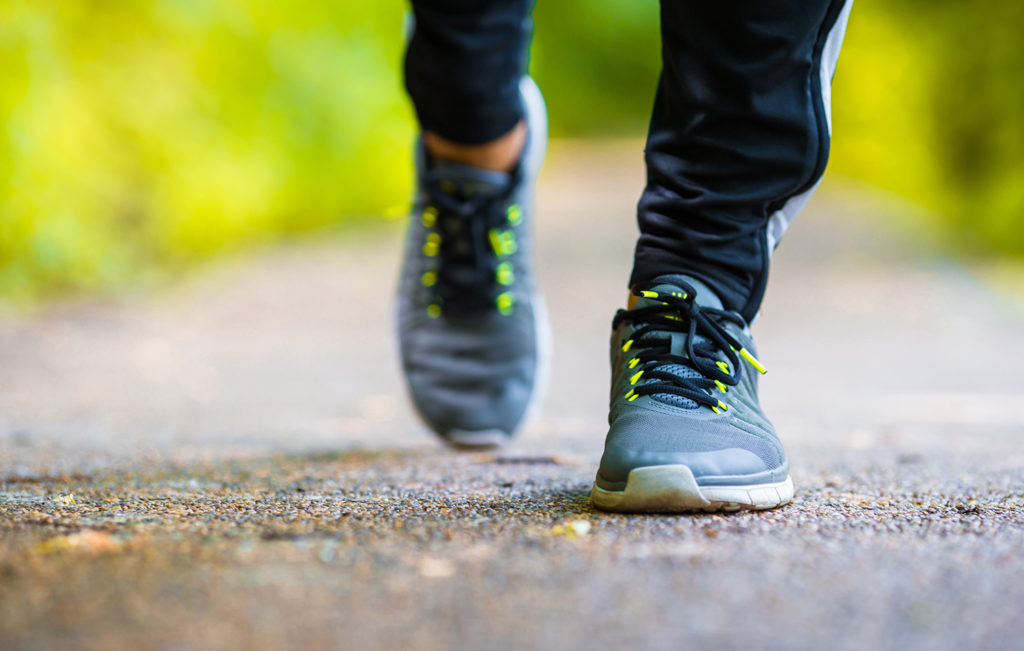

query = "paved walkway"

[{"left": 2, "top": 141, "right": 1023, "bottom": 650}]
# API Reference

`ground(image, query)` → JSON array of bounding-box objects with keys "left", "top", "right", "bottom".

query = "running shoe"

[
  {"left": 591, "top": 275, "right": 793, "bottom": 512},
  {"left": 396, "top": 78, "right": 549, "bottom": 449}
]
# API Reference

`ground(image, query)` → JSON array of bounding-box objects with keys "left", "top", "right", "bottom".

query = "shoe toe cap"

[
  {"left": 598, "top": 446, "right": 770, "bottom": 490},
  {"left": 407, "top": 375, "right": 532, "bottom": 439},
  {"left": 400, "top": 315, "right": 538, "bottom": 439},
  {"left": 596, "top": 408, "right": 785, "bottom": 488}
]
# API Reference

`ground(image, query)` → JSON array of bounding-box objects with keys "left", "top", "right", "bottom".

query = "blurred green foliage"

[
  {"left": 0, "top": 1, "right": 412, "bottom": 301},
  {"left": 1, "top": 1, "right": 1022, "bottom": 301},
  {"left": 830, "top": 1, "right": 1024, "bottom": 257}
]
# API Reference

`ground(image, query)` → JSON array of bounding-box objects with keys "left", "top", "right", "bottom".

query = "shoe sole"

[
  {"left": 445, "top": 428, "right": 511, "bottom": 450},
  {"left": 590, "top": 465, "right": 794, "bottom": 513}
]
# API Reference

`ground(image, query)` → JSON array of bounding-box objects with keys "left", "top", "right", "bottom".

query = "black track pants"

[
  {"left": 404, "top": 1, "right": 853, "bottom": 319},
  {"left": 404, "top": 0, "right": 534, "bottom": 145}
]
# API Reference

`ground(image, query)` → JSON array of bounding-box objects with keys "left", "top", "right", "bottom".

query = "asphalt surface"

[{"left": 2, "top": 141, "right": 1024, "bottom": 650}]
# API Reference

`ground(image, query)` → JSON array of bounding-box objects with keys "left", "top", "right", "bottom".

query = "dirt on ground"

[{"left": 2, "top": 142, "right": 1023, "bottom": 651}]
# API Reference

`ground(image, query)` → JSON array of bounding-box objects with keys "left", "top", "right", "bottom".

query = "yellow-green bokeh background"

[{"left": 2, "top": 2, "right": 1022, "bottom": 302}]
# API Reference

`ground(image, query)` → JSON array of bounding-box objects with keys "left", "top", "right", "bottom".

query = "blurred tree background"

[{"left": 1, "top": 1, "right": 1022, "bottom": 302}]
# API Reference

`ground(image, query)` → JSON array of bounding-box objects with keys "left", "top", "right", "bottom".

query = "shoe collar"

[{"left": 633, "top": 274, "right": 725, "bottom": 312}]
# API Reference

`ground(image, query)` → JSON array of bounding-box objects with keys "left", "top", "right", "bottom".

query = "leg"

[
  {"left": 633, "top": 0, "right": 854, "bottom": 321},
  {"left": 397, "top": 1, "right": 548, "bottom": 448},
  {"left": 593, "top": 0, "right": 853, "bottom": 512},
  {"left": 405, "top": 0, "right": 533, "bottom": 170}
]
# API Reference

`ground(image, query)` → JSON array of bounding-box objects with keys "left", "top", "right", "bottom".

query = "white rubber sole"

[
  {"left": 445, "top": 428, "right": 511, "bottom": 450},
  {"left": 590, "top": 465, "right": 794, "bottom": 513}
]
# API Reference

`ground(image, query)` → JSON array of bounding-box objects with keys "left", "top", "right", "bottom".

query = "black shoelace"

[
  {"left": 420, "top": 171, "right": 518, "bottom": 318},
  {"left": 615, "top": 282, "right": 766, "bottom": 412}
]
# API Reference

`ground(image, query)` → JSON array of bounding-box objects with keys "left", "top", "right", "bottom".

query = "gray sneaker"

[
  {"left": 397, "top": 78, "right": 549, "bottom": 449},
  {"left": 591, "top": 275, "right": 793, "bottom": 512}
]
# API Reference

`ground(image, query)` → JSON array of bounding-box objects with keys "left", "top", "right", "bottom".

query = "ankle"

[
  {"left": 627, "top": 291, "right": 639, "bottom": 310},
  {"left": 423, "top": 121, "right": 527, "bottom": 173}
]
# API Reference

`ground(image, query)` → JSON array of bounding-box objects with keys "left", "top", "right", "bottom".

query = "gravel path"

[{"left": 2, "top": 142, "right": 1023, "bottom": 650}]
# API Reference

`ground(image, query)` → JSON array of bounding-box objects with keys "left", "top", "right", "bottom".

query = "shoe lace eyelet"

[
  {"left": 496, "top": 291, "right": 514, "bottom": 316},
  {"left": 423, "top": 232, "right": 441, "bottom": 257},
  {"left": 488, "top": 228, "right": 517, "bottom": 257},
  {"left": 421, "top": 206, "right": 438, "bottom": 228},
  {"left": 495, "top": 261, "right": 514, "bottom": 286},
  {"left": 506, "top": 204, "right": 522, "bottom": 225}
]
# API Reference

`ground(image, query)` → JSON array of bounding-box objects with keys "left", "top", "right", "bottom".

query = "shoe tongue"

[
  {"left": 635, "top": 274, "right": 724, "bottom": 311},
  {"left": 432, "top": 160, "right": 512, "bottom": 198},
  {"left": 630, "top": 275, "right": 725, "bottom": 411}
]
